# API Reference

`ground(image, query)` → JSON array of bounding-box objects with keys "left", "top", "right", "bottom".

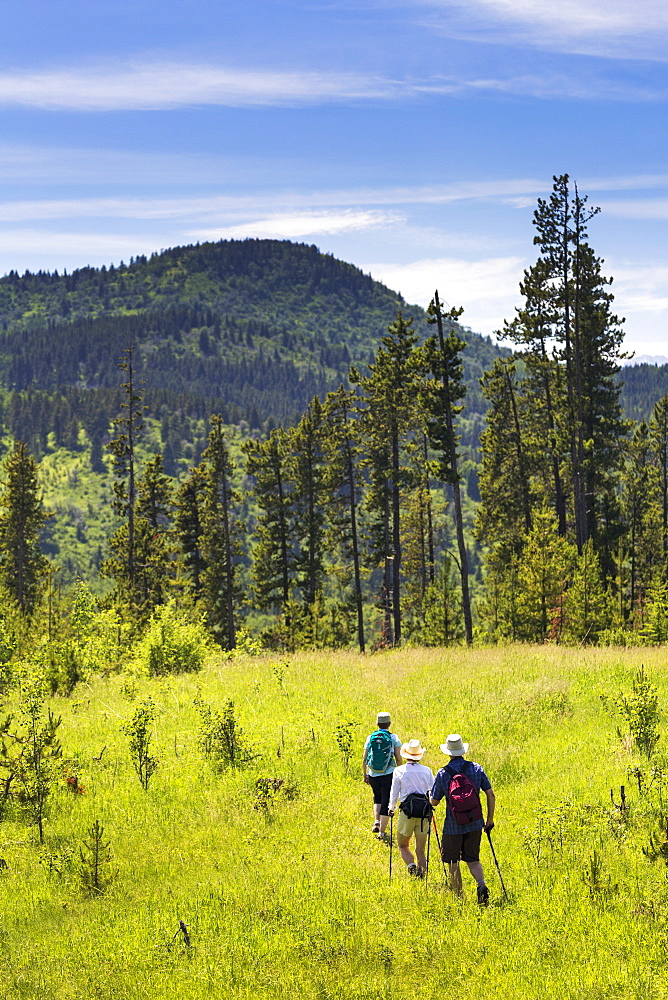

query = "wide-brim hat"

[
  {"left": 440, "top": 733, "right": 468, "bottom": 756},
  {"left": 400, "top": 739, "right": 426, "bottom": 760}
]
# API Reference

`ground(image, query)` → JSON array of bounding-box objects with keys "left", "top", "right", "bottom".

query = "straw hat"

[
  {"left": 376, "top": 711, "right": 391, "bottom": 725},
  {"left": 440, "top": 733, "right": 469, "bottom": 756},
  {"left": 400, "top": 739, "right": 426, "bottom": 760}
]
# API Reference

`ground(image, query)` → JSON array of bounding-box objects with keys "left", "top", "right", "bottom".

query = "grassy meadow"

[{"left": 2, "top": 645, "right": 668, "bottom": 998}]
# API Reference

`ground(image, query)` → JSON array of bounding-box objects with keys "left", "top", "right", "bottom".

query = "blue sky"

[{"left": 1, "top": 0, "right": 667, "bottom": 355}]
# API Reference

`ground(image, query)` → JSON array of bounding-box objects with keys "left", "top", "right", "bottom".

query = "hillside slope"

[{"left": 0, "top": 239, "right": 504, "bottom": 450}]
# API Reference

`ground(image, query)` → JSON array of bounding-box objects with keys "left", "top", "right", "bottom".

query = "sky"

[{"left": 0, "top": 0, "right": 667, "bottom": 357}]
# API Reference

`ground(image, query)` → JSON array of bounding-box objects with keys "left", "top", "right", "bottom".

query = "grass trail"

[{"left": 1, "top": 645, "right": 668, "bottom": 998}]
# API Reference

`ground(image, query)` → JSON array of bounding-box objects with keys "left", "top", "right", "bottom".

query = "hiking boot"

[
  {"left": 477, "top": 884, "right": 490, "bottom": 906},
  {"left": 407, "top": 863, "right": 418, "bottom": 877},
  {"left": 372, "top": 823, "right": 380, "bottom": 834},
  {"left": 416, "top": 867, "right": 426, "bottom": 879},
  {"left": 377, "top": 832, "right": 391, "bottom": 845}
]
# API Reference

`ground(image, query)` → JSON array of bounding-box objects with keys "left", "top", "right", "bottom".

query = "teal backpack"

[{"left": 366, "top": 730, "right": 395, "bottom": 773}]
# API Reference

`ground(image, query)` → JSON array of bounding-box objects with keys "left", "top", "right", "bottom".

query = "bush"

[{"left": 131, "top": 601, "right": 211, "bottom": 677}]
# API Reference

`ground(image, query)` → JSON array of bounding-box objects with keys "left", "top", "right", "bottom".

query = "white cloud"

[
  {"left": 612, "top": 263, "right": 668, "bottom": 314},
  {"left": 0, "top": 62, "right": 422, "bottom": 111},
  {"left": 191, "top": 210, "right": 401, "bottom": 241},
  {"left": 0, "top": 57, "right": 662, "bottom": 112},
  {"left": 363, "top": 254, "right": 526, "bottom": 332},
  {"left": 599, "top": 199, "right": 668, "bottom": 220},
  {"left": 0, "top": 229, "right": 154, "bottom": 257},
  {"left": 415, "top": 0, "right": 668, "bottom": 59}
]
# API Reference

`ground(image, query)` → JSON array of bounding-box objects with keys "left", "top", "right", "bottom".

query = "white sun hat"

[
  {"left": 440, "top": 733, "right": 469, "bottom": 756},
  {"left": 400, "top": 739, "right": 426, "bottom": 760}
]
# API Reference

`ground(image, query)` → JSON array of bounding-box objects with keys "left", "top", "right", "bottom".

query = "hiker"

[
  {"left": 429, "top": 733, "right": 495, "bottom": 905},
  {"left": 387, "top": 739, "right": 434, "bottom": 877},
  {"left": 363, "top": 712, "right": 402, "bottom": 840}
]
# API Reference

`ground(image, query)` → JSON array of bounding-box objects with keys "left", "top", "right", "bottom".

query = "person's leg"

[
  {"left": 448, "top": 861, "right": 463, "bottom": 895},
  {"left": 397, "top": 833, "right": 415, "bottom": 866},
  {"left": 414, "top": 831, "right": 429, "bottom": 873},
  {"left": 377, "top": 774, "right": 393, "bottom": 835},
  {"left": 466, "top": 861, "right": 485, "bottom": 885},
  {"left": 368, "top": 777, "right": 383, "bottom": 831},
  {"left": 462, "top": 831, "right": 488, "bottom": 904}
]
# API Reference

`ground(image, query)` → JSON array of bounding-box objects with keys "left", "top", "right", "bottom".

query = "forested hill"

[
  {"left": 620, "top": 363, "right": 668, "bottom": 422},
  {"left": 0, "top": 239, "right": 504, "bottom": 460}
]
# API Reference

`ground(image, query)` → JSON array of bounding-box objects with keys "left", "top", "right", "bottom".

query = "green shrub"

[
  {"left": 131, "top": 601, "right": 211, "bottom": 677},
  {"left": 194, "top": 697, "right": 257, "bottom": 770}
]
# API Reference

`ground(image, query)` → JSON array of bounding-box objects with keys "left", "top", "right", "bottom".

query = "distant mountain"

[
  {"left": 621, "top": 355, "right": 668, "bottom": 367},
  {"left": 0, "top": 239, "right": 506, "bottom": 464}
]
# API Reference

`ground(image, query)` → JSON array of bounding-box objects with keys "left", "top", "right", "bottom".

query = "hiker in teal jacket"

[{"left": 362, "top": 711, "right": 402, "bottom": 840}]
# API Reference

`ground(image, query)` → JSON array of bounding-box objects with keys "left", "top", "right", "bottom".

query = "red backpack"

[{"left": 446, "top": 763, "right": 483, "bottom": 825}]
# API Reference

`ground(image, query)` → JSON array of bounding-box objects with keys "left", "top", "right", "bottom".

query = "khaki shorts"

[{"left": 396, "top": 812, "right": 431, "bottom": 839}]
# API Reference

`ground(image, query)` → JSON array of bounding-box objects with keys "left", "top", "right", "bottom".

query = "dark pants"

[
  {"left": 368, "top": 773, "right": 393, "bottom": 816},
  {"left": 440, "top": 829, "right": 483, "bottom": 863}
]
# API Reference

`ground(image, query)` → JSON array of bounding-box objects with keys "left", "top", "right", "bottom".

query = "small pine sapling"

[
  {"left": 13, "top": 672, "right": 62, "bottom": 843},
  {"left": 122, "top": 698, "right": 159, "bottom": 790},
  {"left": 78, "top": 819, "right": 113, "bottom": 895}
]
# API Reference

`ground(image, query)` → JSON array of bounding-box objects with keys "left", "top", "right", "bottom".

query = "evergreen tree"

[
  {"left": 531, "top": 175, "right": 627, "bottom": 558},
  {"left": 174, "top": 464, "right": 208, "bottom": 601},
  {"left": 103, "top": 347, "right": 144, "bottom": 598},
  {"left": 515, "top": 507, "right": 577, "bottom": 643},
  {"left": 562, "top": 539, "right": 611, "bottom": 644},
  {"left": 244, "top": 428, "right": 296, "bottom": 616},
  {"left": 477, "top": 357, "right": 533, "bottom": 563},
  {"left": 621, "top": 421, "right": 661, "bottom": 619},
  {"left": 0, "top": 442, "right": 49, "bottom": 614},
  {"left": 200, "top": 416, "right": 242, "bottom": 650},
  {"left": 103, "top": 456, "right": 174, "bottom": 619},
  {"left": 350, "top": 312, "right": 422, "bottom": 645},
  {"left": 322, "top": 386, "right": 366, "bottom": 653},
  {"left": 649, "top": 395, "right": 668, "bottom": 575},
  {"left": 290, "top": 397, "right": 327, "bottom": 608},
  {"left": 423, "top": 293, "right": 473, "bottom": 645}
]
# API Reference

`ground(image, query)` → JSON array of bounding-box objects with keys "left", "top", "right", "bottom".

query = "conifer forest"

[{"left": 0, "top": 173, "right": 667, "bottom": 664}]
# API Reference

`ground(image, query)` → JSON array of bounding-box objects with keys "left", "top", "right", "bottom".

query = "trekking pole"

[
  {"left": 486, "top": 829, "right": 509, "bottom": 901},
  {"left": 431, "top": 815, "right": 448, "bottom": 881},
  {"left": 389, "top": 813, "right": 393, "bottom": 881},
  {"left": 424, "top": 815, "right": 432, "bottom": 888}
]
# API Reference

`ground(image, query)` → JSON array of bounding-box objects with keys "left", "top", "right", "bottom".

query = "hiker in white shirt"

[{"left": 388, "top": 740, "right": 434, "bottom": 878}]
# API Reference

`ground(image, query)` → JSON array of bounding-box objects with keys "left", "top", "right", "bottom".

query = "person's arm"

[
  {"left": 362, "top": 745, "right": 369, "bottom": 783},
  {"left": 484, "top": 787, "right": 496, "bottom": 831},
  {"left": 388, "top": 769, "right": 401, "bottom": 816},
  {"left": 429, "top": 772, "right": 442, "bottom": 809}
]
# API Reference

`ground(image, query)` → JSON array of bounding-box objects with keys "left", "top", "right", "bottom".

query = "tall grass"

[{"left": 2, "top": 646, "right": 668, "bottom": 998}]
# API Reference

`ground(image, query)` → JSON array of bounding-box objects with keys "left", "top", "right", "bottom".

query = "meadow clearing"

[{"left": 1, "top": 644, "right": 668, "bottom": 999}]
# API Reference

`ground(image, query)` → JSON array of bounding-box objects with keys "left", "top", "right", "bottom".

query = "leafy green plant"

[
  {"left": 616, "top": 666, "right": 660, "bottom": 758},
  {"left": 333, "top": 720, "right": 358, "bottom": 773},
  {"left": 39, "top": 639, "right": 85, "bottom": 695},
  {"left": 122, "top": 698, "right": 159, "bottom": 790},
  {"left": 194, "top": 697, "right": 257, "bottom": 770},
  {"left": 130, "top": 601, "right": 211, "bottom": 677}
]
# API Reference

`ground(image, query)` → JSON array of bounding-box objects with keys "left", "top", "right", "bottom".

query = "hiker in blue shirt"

[
  {"left": 362, "top": 711, "right": 402, "bottom": 842},
  {"left": 430, "top": 733, "right": 496, "bottom": 905}
]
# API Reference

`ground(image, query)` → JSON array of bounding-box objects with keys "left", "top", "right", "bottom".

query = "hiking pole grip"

[{"left": 486, "top": 829, "right": 509, "bottom": 901}]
